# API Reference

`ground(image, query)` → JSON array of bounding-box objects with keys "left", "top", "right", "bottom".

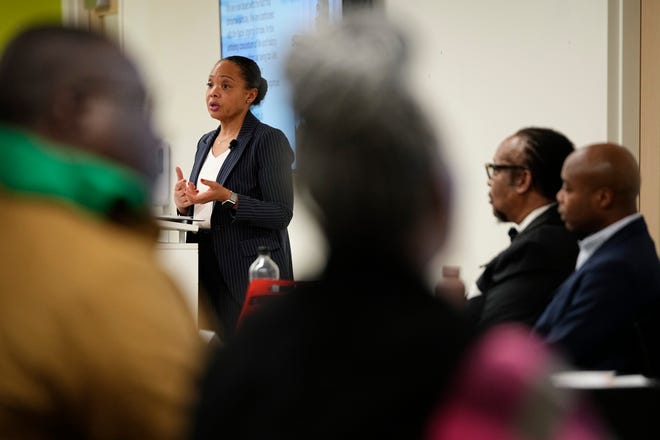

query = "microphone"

[{"left": 229, "top": 139, "right": 238, "bottom": 150}]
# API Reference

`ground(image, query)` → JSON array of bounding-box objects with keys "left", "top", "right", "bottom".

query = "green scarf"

[{"left": 0, "top": 124, "right": 149, "bottom": 218}]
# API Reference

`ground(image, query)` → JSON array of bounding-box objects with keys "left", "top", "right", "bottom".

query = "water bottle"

[
  {"left": 435, "top": 265, "right": 466, "bottom": 308},
  {"left": 249, "top": 246, "right": 280, "bottom": 281}
]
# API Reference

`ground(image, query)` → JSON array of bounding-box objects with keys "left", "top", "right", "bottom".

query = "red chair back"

[{"left": 236, "top": 279, "right": 298, "bottom": 329}]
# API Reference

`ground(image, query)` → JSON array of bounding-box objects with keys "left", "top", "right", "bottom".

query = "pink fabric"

[{"left": 425, "top": 324, "right": 607, "bottom": 440}]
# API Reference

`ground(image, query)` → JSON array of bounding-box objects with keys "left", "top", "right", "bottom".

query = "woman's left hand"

[{"left": 185, "top": 178, "right": 230, "bottom": 204}]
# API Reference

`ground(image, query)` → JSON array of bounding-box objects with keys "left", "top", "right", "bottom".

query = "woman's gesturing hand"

[
  {"left": 174, "top": 166, "right": 196, "bottom": 212},
  {"left": 186, "top": 178, "right": 230, "bottom": 205}
]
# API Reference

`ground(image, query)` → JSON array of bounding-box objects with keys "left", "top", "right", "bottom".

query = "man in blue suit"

[{"left": 534, "top": 143, "right": 660, "bottom": 375}]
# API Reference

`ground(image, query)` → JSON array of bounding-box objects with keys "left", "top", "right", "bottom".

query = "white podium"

[{"left": 155, "top": 218, "right": 199, "bottom": 326}]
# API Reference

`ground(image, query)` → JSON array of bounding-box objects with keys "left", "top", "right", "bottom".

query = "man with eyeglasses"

[{"left": 447, "top": 127, "right": 579, "bottom": 331}]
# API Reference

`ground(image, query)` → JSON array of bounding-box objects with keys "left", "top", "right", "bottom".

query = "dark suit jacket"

[
  {"left": 466, "top": 206, "right": 578, "bottom": 329},
  {"left": 534, "top": 217, "right": 660, "bottom": 374},
  {"left": 184, "top": 111, "right": 294, "bottom": 306},
  {"left": 190, "top": 253, "right": 474, "bottom": 440}
]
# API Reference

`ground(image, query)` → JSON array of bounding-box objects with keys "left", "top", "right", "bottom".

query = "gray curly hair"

[{"left": 286, "top": 11, "right": 452, "bottom": 259}]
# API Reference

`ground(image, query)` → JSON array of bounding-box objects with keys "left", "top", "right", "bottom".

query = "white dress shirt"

[
  {"left": 575, "top": 213, "right": 642, "bottom": 270},
  {"left": 193, "top": 148, "right": 230, "bottom": 229}
]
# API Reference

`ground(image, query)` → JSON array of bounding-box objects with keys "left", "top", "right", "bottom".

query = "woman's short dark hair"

[{"left": 221, "top": 55, "right": 268, "bottom": 106}]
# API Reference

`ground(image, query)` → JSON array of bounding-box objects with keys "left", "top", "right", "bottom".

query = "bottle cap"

[{"left": 442, "top": 265, "right": 461, "bottom": 278}]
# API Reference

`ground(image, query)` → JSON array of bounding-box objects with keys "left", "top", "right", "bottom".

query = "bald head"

[
  {"left": 566, "top": 143, "right": 640, "bottom": 205},
  {"left": 0, "top": 25, "right": 159, "bottom": 181},
  {"left": 557, "top": 142, "right": 639, "bottom": 236}
]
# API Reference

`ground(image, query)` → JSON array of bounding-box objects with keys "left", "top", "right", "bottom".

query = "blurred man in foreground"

[{"left": 0, "top": 25, "right": 203, "bottom": 439}]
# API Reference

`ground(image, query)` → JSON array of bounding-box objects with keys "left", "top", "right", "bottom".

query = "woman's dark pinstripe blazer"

[{"left": 184, "top": 111, "right": 295, "bottom": 306}]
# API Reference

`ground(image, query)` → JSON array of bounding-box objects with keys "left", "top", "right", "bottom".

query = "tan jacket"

[{"left": 0, "top": 193, "right": 204, "bottom": 439}]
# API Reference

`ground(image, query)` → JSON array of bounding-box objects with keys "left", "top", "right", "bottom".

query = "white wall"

[
  {"left": 118, "top": 0, "right": 618, "bottom": 287},
  {"left": 383, "top": 0, "right": 611, "bottom": 287},
  {"left": 120, "top": 0, "right": 221, "bottom": 186}
]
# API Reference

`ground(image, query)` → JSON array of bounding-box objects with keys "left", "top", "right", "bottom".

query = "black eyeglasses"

[{"left": 485, "top": 163, "right": 528, "bottom": 179}]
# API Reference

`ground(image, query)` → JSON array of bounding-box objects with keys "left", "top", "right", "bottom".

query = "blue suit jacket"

[
  {"left": 534, "top": 217, "right": 660, "bottom": 373},
  {"left": 185, "top": 112, "right": 295, "bottom": 305}
]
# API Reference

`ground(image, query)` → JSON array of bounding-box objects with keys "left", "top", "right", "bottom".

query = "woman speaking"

[{"left": 174, "top": 56, "right": 294, "bottom": 340}]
